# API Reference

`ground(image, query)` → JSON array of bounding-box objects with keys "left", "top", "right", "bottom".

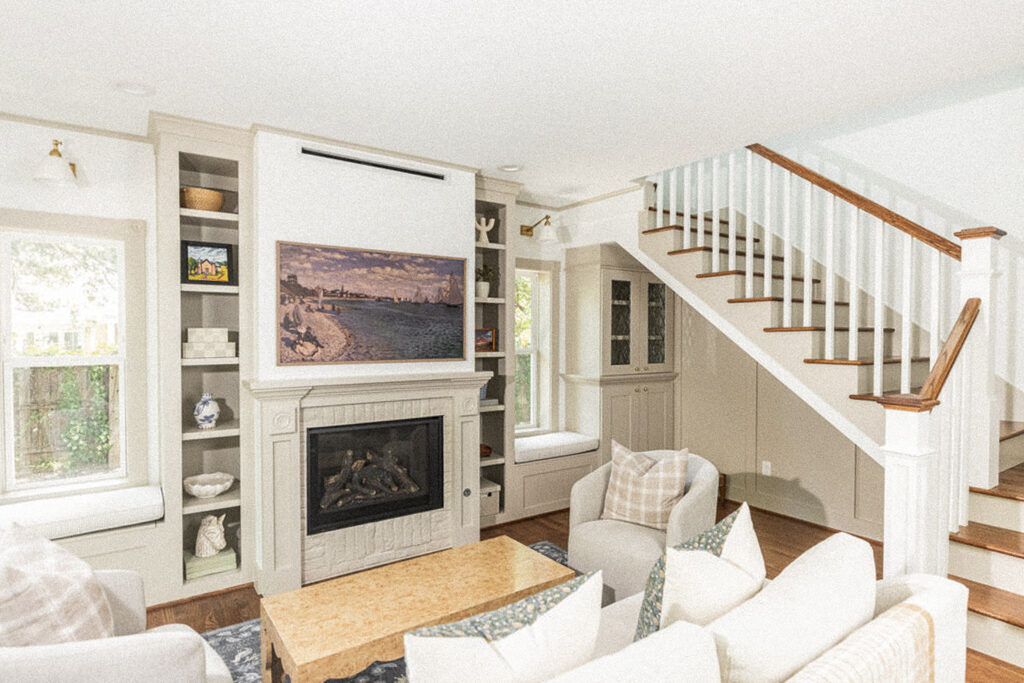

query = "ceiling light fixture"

[
  {"left": 34, "top": 140, "right": 77, "bottom": 184},
  {"left": 521, "top": 215, "right": 557, "bottom": 243},
  {"left": 114, "top": 80, "right": 154, "bottom": 96},
  {"left": 498, "top": 164, "right": 522, "bottom": 172}
]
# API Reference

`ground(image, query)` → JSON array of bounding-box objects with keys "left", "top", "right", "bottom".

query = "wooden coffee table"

[{"left": 260, "top": 535, "right": 575, "bottom": 682}]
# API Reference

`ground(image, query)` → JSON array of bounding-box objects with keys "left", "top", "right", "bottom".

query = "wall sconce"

[
  {"left": 521, "top": 214, "right": 558, "bottom": 242},
  {"left": 34, "top": 140, "right": 77, "bottom": 184}
]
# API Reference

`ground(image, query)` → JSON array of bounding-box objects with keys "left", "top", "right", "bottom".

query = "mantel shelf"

[
  {"left": 182, "top": 419, "right": 241, "bottom": 442},
  {"left": 182, "top": 482, "right": 241, "bottom": 514},
  {"left": 180, "top": 208, "right": 240, "bottom": 229}
]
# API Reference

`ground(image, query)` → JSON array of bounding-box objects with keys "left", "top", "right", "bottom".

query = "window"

[
  {"left": 0, "top": 210, "right": 147, "bottom": 499},
  {"left": 514, "top": 261, "right": 558, "bottom": 433}
]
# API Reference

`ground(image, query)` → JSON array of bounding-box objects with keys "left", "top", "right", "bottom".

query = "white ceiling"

[{"left": 3, "top": 1, "right": 1024, "bottom": 206}]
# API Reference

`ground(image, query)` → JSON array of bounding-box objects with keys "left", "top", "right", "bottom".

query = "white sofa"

[
  {"left": 0, "top": 569, "right": 232, "bottom": 683},
  {"left": 549, "top": 572, "right": 967, "bottom": 682}
]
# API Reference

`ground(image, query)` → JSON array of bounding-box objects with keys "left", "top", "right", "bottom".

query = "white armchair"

[
  {"left": 0, "top": 569, "right": 232, "bottom": 683},
  {"left": 568, "top": 452, "right": 719, "bottom": 601}
]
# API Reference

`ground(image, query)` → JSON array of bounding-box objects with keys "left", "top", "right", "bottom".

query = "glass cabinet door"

[
  {"left": 610, "top": 279, "right": 632, "bottom": 367},
  {"left": 647, "top": 282, "right": 666, "bottom": 365}
]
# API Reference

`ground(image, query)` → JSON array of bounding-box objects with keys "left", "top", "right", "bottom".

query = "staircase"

[{"left": 629, "top": 144, "right": 1021, "bottom": 670}]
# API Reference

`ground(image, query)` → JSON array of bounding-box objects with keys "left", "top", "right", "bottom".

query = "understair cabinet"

[{"left": 565, "top": 243, "right": 677, "bottom": 463}]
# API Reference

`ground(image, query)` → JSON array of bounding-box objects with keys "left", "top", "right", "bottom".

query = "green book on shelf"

[{"left": 184, "top": 547, "right": 236, "bottom": 577}]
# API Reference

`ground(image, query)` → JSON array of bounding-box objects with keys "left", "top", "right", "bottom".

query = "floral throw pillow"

[{"left": 635, "top": 502, "right": 765, "bottom": 640}]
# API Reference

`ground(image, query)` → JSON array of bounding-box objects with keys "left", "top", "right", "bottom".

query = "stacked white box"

[{"left": 183, "top": 328, "right": 235, "bottom": 358}]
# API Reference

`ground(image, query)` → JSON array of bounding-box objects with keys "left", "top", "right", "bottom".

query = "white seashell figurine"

[
  {"left": 475, "top": 216, "right": 495, "bottom": 245},
  {"left": 194, "top": 393, "right": 220, "bottom": 430},
  {"left": 195, "top": 513, "right": 227, "bottom": 558}
]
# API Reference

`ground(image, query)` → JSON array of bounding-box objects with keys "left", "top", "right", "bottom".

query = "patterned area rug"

[{"left": 202, "top": 541, "right": 569, "bottom": 683}]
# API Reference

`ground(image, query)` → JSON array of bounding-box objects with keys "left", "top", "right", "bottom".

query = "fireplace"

[{"left": 306, "top": 416, "right": 444, "bottom": 535}]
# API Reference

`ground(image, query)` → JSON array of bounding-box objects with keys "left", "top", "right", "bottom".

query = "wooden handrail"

[
  {"left": 877, "top": 298, "right": 981, "bottom": 412},
  {"left": 747, "top": 144, "right": 962, "bottom": 261}
]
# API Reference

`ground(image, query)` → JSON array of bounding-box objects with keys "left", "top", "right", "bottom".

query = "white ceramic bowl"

[{"left": 183, "top": 472, "right": 234, "bottom": 499}]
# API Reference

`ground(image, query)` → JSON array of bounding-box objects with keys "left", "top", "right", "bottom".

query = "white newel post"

[
  {"left": 881, "top": 407, "right": 946, "bottom": 577},
  {"left": 954, "top": 228, "right": 1005, "bottom": 489}
]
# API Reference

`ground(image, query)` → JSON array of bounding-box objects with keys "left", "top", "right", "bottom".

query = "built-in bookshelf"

[
  {"left": 474, "top": 177, "right": 520, "bottom": 526},
  {"left": 153, "top": 116, "right": 253, "bottom": 600}
]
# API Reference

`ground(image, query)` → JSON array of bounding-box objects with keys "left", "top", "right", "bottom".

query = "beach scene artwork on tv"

[{"left": 277, "top": 241, "right": 465, "bottom": 364}]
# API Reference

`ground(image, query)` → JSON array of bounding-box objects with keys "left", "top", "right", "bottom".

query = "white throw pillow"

[
  {"left": 635, "top": 502, "right": 765, "bottom": 639},
  {"left": 601, "top": 441, "right": 688, "bottom": 530},
  {"left": 404, "top": 572, "right": 603, "bottom": 683},
  {"left": 707, "top": 532, "right": 877, "bottom": 683},
  {"left": 0, "top": 523, "right": 115, "bottom": 646}
]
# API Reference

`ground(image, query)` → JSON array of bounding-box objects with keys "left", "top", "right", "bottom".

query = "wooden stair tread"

[
  {"left": 971, "top": 462, "right": 1024, "bottom": 502},
  {"left": 727, "top": 297, "right": 850, "bottom": 306},
  {"left": 641, "top": 224, "right": 760, "bottom": 242},
  {"left": 764, "top": 326, "right": 895, "bottom": 333},
  {"left": 667, "top": 246, "right": 783, "bottom": 261},
  {"left": 805, "top": 356, "right": 929, "bottom": 366},
  {"left": 695, "top": 270, "right": 821, "bottom": 283},
  {"left": 1001, "top": 421, "right": 1024, "bottom": 442},
  {"left": 967, "top": 649, "right": 1024, "bottom": 681},
  {"left": 647, "top": 207, "right": 730, "bottom": 226},
  {"left": 949, "top": 575, "right": 1024, "bottom": 629},
  {"left": 850, "top": 387, "right": 922, "bottom": 402},
  {"left": 950, "top": 521, "right": 1024, "bottom": 560}
]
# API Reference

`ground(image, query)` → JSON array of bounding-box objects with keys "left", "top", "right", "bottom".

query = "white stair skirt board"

[
  {"left": 948, "top": 542, "right": 1024, "bottom": 595},
  {"left": 966, "top": 611, "right": 1024, "bottom": 668},
  {"left": 967, "top": 493, "right": 1024, "bottom": 533}
]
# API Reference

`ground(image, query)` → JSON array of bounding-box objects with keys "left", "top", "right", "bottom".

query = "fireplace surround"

[{"left": 306, "top": 416, "right": 444, "bottom": 534}]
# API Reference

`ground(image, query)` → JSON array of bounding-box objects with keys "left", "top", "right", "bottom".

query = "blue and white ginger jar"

[{"left": 194, "top": 393, "right": 220, "bottom": 430}]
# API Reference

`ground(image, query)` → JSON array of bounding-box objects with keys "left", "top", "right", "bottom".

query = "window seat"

[
  {"left": 514, "top": 431, "right": 600, "bottom": 464},
  {"left": 0, "top": 485, "right": 164, "bottom": 540}
]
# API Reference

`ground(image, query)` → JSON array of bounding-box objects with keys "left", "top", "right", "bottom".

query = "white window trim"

[
  {"left": 0, "top": 209, "right": 149, "bottom": 504},
  {"left": 515, "top": 270, "right": 541, "bottom": 430},
  {"left": 515, "top": 259, "right": 560, "bottom": 436}
]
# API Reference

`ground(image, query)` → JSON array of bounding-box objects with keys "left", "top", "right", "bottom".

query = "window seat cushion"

[
  {"left": 0, "top": 486, "right": 164, "bottom": 540},
  {"left": 515, "top": 432, "right": 600, "bottom": 464}
]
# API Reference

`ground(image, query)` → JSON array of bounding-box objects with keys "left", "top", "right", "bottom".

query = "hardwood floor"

[{"left": 148, "top": 505, "right": 1024, "bottom": 680}]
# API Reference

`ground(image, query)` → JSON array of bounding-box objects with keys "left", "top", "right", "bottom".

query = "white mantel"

[{"left": 247, "top": 371, "right": 489, "bottom": 595}]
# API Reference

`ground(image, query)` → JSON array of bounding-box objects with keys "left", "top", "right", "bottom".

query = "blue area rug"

[{"left": 202, "top": 541, "right": 569, "bottom": 683}]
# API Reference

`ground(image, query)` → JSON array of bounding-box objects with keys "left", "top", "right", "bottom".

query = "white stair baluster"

[
  {"left": 696, "top": 161, "right": 706, "bottom": 250},
  {"left": 745, "top": 150, "right": 754, "bottom": 298},
  {"left": 668, "top": 167, "right": 679, "bottom": 249},
  {"left": 873, "top": 219, "right": 885, "bottom": 396},
  {"left": 824, "top": 194, "right": 836, "bottom": 359},
  {"left": 728, "top": 152, "right": 737, "bottom": 272},
  {"left": 682, "top": 165, "right": 692, "bottom": 250},
  {"left": 762, "top": 160, "right": 773, "bottom": 297},
  {"left": 711, "top": 157, "right": 721, "bottom": 272},
  {"left": 847, "top": 206, "right": 860, "bottom": 361},
  {"left": 802, "top": 182, "right": 814, "bottom": 327},
  {"left": 655, "top": 171, "right": 665, "bottom": 228},
  {"left": 929, "top": 249, "right": 941, "bottom": 364},
  {"left": 900, "top": 233, "right": 913, "bottom": 393},
  {"left": 782, "top": 171, "right": 792, "bottom": 327}
]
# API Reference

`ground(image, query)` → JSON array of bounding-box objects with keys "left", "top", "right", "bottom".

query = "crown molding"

[{"left": 0, "top": 110, "right": 150, "bottom": 144}]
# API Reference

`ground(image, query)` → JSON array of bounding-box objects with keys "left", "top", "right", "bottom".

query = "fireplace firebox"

[{"left": 306, "top": 416, "right": 444, "bottom": 535}]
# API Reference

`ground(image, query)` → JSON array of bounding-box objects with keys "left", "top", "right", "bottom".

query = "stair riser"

[
  {"left": 808, "top": 330, "right": 894, "bottom": 361},
  {"left": 730, "top": 277, "right": 822, "bottom": 300},
  {"left": 1001, "top": 434, "right": 1024, "bottom": 471},
  {"left": 949, "top": 542, "right": 1024, "bottom": 594},
  {"left": 699, "top": 252, "right": 801, "bottom": 278},
  {"left": 966, "top": 612, "right": 1024, "bottom": 668},
  {"left": 968, "top": 493, "right": 1024, "bottom": 533},
  {"left": 850, "top": 361, "right": 931, "bottom": 394},
  {"left": 768, "top": 301, "right": 852, "bottom": 328},
  {"left": 669, "top": 231, "right": 755, "bottom": 251}
]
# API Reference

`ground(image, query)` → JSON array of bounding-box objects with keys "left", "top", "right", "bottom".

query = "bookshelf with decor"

[
  {"left": 474, "top": 176, "right": 519, "bottom": 526},
  {"left": 153, "top": 115, "right": 254, "bottom": 599}
]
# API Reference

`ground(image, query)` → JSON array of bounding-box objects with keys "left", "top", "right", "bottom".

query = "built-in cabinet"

[
  {"left": 153, "top": 116, "right": 254, "bottom": 600},
  {"left": 473, "top": 177, "right": 520, "bottom": 527},
  {"left": 565, "top": 243, "right": 677, "bottom": 462}
]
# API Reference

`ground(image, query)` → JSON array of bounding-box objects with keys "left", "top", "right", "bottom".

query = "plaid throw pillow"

[
  {"left": 600, "top": 441, "right": 689, "bottom": 530},
  {"left": 0, "top": 523, "right": 115, "bottom": 646}
]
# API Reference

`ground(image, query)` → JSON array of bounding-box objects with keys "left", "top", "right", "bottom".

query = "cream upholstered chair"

[
  {"left": 568, "top": 452, "right": 719, "bottom": 601},
  {"left": 0, "top": 569, "right": 232, "bottom": 683}
]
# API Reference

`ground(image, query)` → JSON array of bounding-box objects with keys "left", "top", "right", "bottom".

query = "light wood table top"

[{"left": 260, "top": 535, "right": 575, "bottom": 682}]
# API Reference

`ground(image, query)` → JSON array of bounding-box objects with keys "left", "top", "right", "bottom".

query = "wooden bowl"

[{"left": 180, "top": 187, "right": 225, "bottom": 212}]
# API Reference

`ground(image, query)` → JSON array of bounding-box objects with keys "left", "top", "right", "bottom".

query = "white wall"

[
  {"left": 252, "top": 130, "right": 476, "bottom": 380},
  {"left": 0, "top": 117, "right": 160, "bottom": 478}
]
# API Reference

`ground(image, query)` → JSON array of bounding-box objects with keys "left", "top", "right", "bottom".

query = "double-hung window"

[
  {"left": 0, "top": 210, "right": 147, "bottom": 500},
  {"left": 514, "top": 261, "right": 558, "bottom": 433}
]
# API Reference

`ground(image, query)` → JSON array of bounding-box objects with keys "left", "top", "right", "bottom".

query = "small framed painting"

[
  {"left": 475, "top": 328, "right": 496, "bottom": 352},
  {"left": 181, "top": 240, "right": 237, "bottom": 286}
]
